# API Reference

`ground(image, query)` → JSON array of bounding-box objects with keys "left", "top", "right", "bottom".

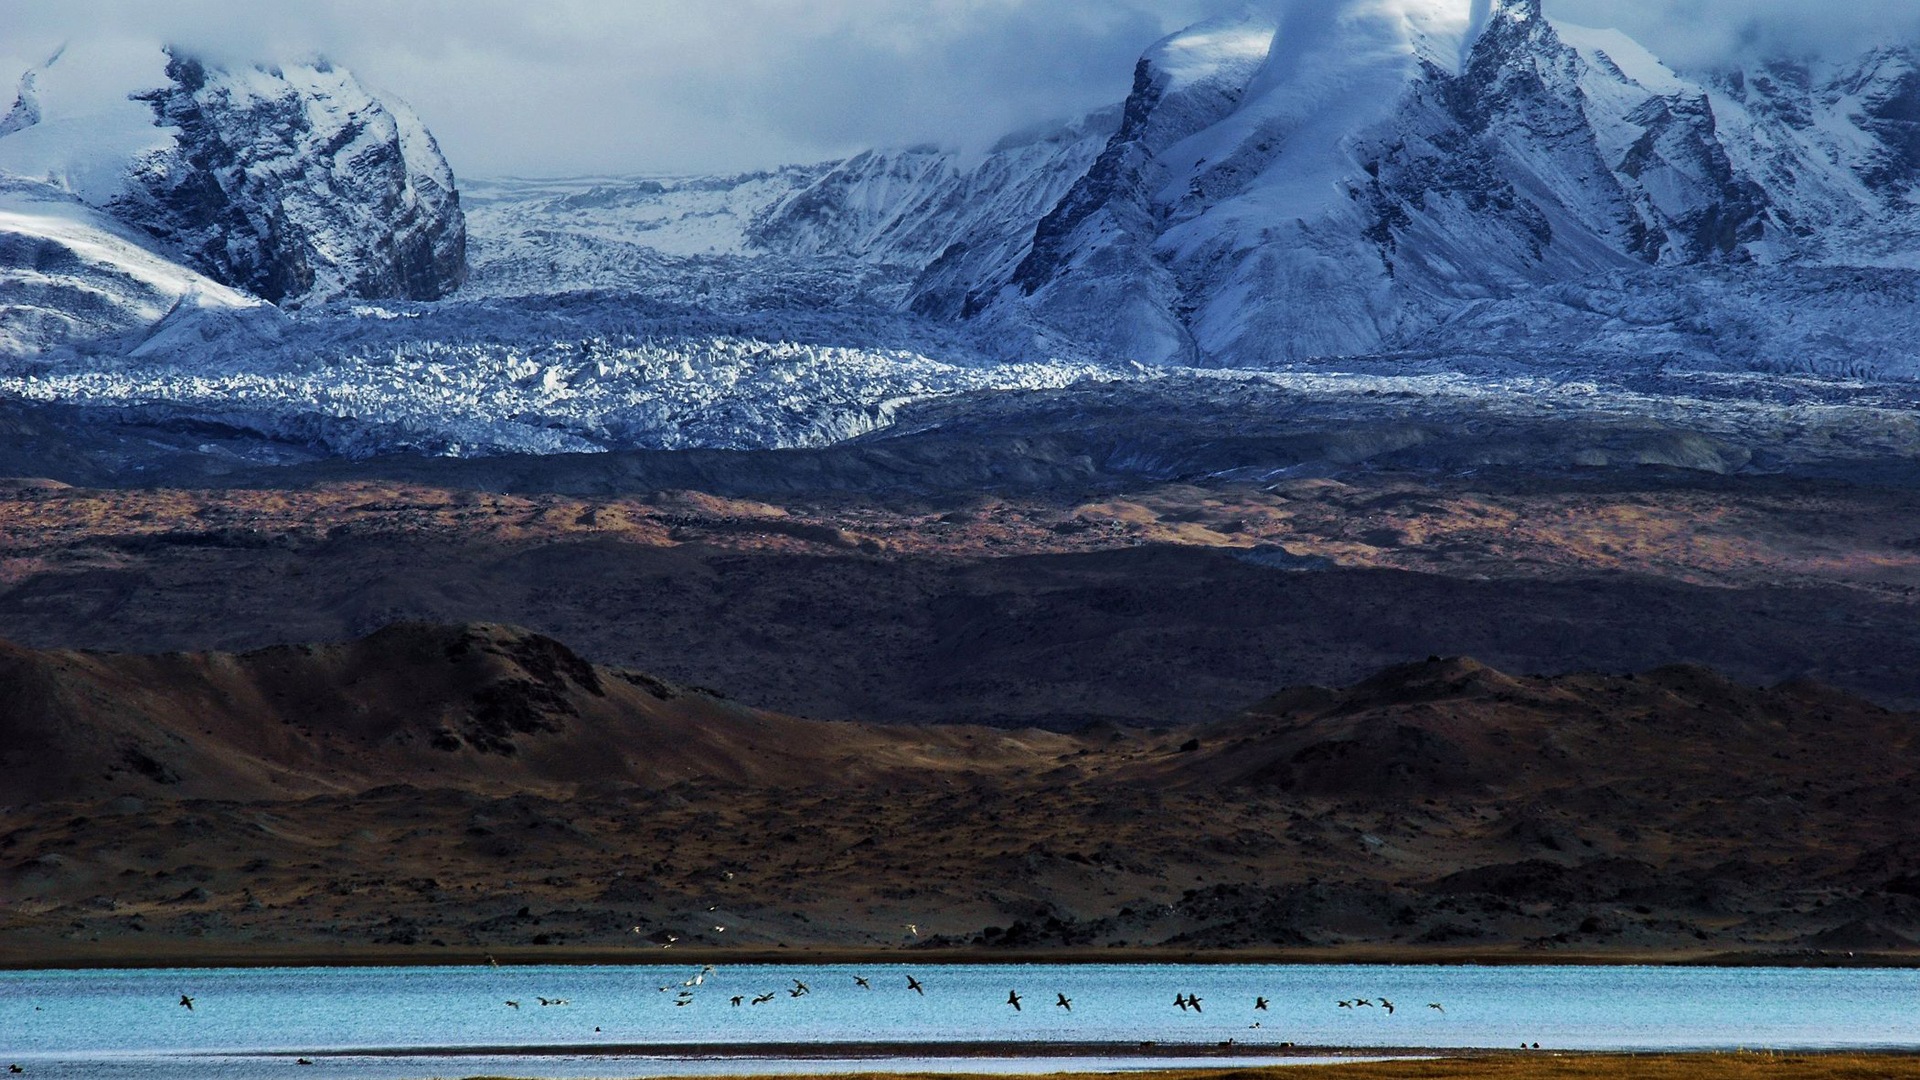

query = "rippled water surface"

[{"left": 3, "top": 962, "right": 1917, "bottom": 1079}]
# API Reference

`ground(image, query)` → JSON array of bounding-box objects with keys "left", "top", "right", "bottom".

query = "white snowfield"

[
  {"left": 0, "top": 179, "right": 264, "bottom": 360},
  {"left": 4, "top": 4, "right": 1920, "bottom": 462}
]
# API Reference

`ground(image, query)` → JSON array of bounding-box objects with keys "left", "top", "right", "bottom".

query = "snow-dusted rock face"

[
  {"left": 0, "top": 43, "right": 466, "bottom": 307},
  {"left": 749, "top": 110, "right": 1119, "bottom": 318}
]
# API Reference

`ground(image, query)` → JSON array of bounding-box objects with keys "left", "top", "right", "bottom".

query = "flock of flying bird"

[
  {"left": 169, "top": 973, "right": 1449, "bottom": 1022},
  {"left": 476, "top": 966, "right": 1448, "bottom": 1029},
  {"left": 133, "top": 969, "right": 1453, "bottom": 1069}
]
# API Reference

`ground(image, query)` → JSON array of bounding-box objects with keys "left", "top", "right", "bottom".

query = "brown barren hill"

[
  {"left": 0, "top": 622, "right": 1075, "bottom": 803},
  {"left": 4, "top": 631, "right": 1920, "bottom": 965},
  {"left": 1184, "top": 656, "right": 1920, "bottom": 806}
]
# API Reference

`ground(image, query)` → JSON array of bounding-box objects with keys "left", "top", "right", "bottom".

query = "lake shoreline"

[
  {"left": 269, "top": 1041, "right": 1475, "bottom": 1060},
  {"left": 6, "top": 942, "right": 1920, "bottom": 972}
]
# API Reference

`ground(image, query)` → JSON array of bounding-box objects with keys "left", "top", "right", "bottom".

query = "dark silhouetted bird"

[
  {"left": 752, "top": 992, "right": 775, "bottom": 1005},
  {"left": 504, "top": 1001, "right": 520, "bottom": 1009},
  {"left": 1056, "top": 993, "right": 1071, "bottom": 1011},
  {"left": 1007, "top": 990, "right": 1023, "bottom": 1011},
  {"left": 731, "top": 996, "right": 744, "bottom": 1007},
  {"left": 1255, "top": 997, "right": 1269, "bottom": 1011},
  {"left": 1428, "top": 1003, "right": 1444, "bottom": 1013},
  {"left": 906, "top": 975, "right": 925, "bottom": 995},
  {"left": 1188, "top": 995, "right": 1202, "bottom": 1013},
  {"left": 1175, "top": 994, "right": 1190, "bottom": 1011},
  {"left": 1380, "top": 998, "right": 1395, "bottom": 1014},
  {"left": 178, "top": 995, "right": 194, "bottom": 1011},
  {"left": 854, "top": 976, "right": 871, "bottom": 989}
]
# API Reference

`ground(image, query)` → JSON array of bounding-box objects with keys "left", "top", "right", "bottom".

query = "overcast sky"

[{"left": 3, "top": 1, "right": 1916, "bottom": 179}]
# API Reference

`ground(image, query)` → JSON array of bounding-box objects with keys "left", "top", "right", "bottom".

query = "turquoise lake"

[{"left": 3, "top": 962, "right": 1918, "bottom": 1078}]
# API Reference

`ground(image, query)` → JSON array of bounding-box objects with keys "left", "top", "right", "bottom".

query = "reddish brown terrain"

[
  {"left": 3, "top": 621, "right": 1917, "bottom": 967},
  {"left": 5, "top": 462, "right": 1920, "bottom": 966},
  {"left": 2, "top": 471, "right": 1920, "bottom": 730}
]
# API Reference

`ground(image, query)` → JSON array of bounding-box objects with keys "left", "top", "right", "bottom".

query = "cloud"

[
  {"left": 0, "top": 1, "right": 1225, "bottom": 177},
  {"left": 3, "top": 1, "right": 1917, "bottom": 180},
  {"left": 1545, "top": 0, "right": 1920, "bottom": 68}
]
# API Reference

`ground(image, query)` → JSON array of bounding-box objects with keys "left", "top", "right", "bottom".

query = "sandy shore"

[
  {"left": 276, "top": 1040, "right": 1470, "bottom": 1060},
  {"left": 450, "top": 1053, "right": 1920, "bottom": 1080},
  {"left": 327, "top": 1052, "right": 1920, "bottom": 1080}
]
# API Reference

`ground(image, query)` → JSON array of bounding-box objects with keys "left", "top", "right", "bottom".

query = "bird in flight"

[
  {"left": 1188, "top": 995, "right": 1203, "bottom": 1013},
  {"left": 792, "top": 979, "right": 810, "bottom": 995},
  {"left": 1254, "top": 997, "right": 1269, "bottom": 1011},
  {"left": 906, "top": 975, "right": 925, "bottom": 995},
  {"left": 1337, "top": 1000, "right": 1354, "bottom": 1009},
  {"left": 1006, "top": 990, "right": 1023, "bottom": 1011},
  {"left": 178, "top": 995, "right": 194, "bottom": 1011},
  {"left": 854, "top": 976, "right": 871, "bottom": 989},
  {"left": 752, "top": 992, "right": 776, "bottom": 1005},
  {"left": 731, "top": 996, "right": 744, "bottom": 1007},
  {"left": 504, "top": 1000, "right": 520, "bottom": 1009},
  {"left": 1175, "top": 994, "right": 1190, "bottom": 1011},
  {"left": 1428, "top": 1003, "right": 1444, "bottom": 1012},
  {"left": 1380, "top": 998, "right": 1395, "bottom": 1014},
  {"left": 904, "top": 923, "right": 919, "bottom": 937},
  {"left": 1056, "top": 993, "right": 1072, "bottom": 1011}
]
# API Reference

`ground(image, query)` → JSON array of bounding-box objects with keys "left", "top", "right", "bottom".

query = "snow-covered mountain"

[
  {"left": 0, "top": 42, "right": 465, "bottom": 311},
  {"left": 462, "top": 0, "right": 1920, "bottom": 374},
  {"left": 7, "top": 8, "right": 1920, "bottom": 466},
  {"left": 958, "top": 0, "right": 1920, "bottom": 365}
]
